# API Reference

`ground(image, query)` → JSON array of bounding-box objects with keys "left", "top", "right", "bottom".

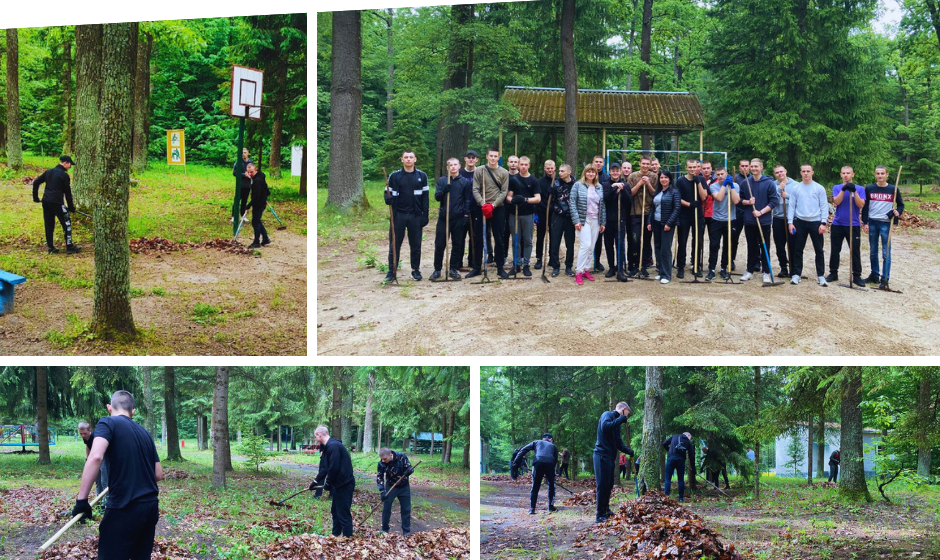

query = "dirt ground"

[
  {"left": 317, "top": 218, "right": 940, "bottom": 355},
  {"left": 0, "top": 231, "right": 307, "bottom": 355}
]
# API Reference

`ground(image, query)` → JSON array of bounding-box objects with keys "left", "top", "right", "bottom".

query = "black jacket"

[
  {"left": 548, "top": 177, "right": 575, "bottom": 217},
  {"left": 233, "top": 158, "right": 253, "bottom": 190},
  {"left": 829, "top": 451, "right": 840, "bottom": 465},
  {"left": 663, "top": 434, "right": 694, "bottom": 465},
  {"left": 593, "top": 410, "right": 633, "bottom": 460},
  {"left": 245, "top": 171, "right": 270, "bottom": 210},
  {"left": 385, "top": 168, "right": 430, "bottom": 218},
  {"left": 649, "top": 187, "right": 681, "bottom": 228},
  {"left": 601, "top": 176, "right": 632, "bottom": 223},
  {"left": 515, "top": 438, "right": 558, "bottom": 466},
  {"left": 33, "top": 164, "right": 75, "bottom": 209},
  {"left": 435, "top": 175, "right": 473, "bottom": 217},
  {"left": 376, "top": 451, "right": 413, "bottom": 491},
  {"left": 536, "top": 174, "right": 555, "bottom": 217},
  {"left": 314, "top": 438, "right": 355, "bottom": 491}
]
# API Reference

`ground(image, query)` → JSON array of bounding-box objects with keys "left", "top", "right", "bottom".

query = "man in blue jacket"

[
  {"left": 662, "top": 432, "right": 694, "bottom": 502},
  {"left": 739, "top": 159, "right": 779, "bottom": 283},
  {"left": 310, "top": 426, "right": 356, "bottom": 537},
  {"left": 431, "top": 158, "right": 472, "bottom": 281},
  {"left": 513, "top": 433, "right": 559, "bottom": 514},
  {"left": 593, "top": 402, "right": 633, "bottom": 523},
  {"left": 377, "top": 447, "right": 414, "bottom": 535}
]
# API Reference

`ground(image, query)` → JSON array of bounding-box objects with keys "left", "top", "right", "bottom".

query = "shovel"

[
  {"left": 38, "top": 487, "right": 109, "bottom": 552},
  {"left": 233, "top": 209, "right": 250, "bottom": 242},
  {"left": 269, "top": 485, "right": 323, "bottom": 509},
  {"left": 267, "top": 203, "right": 288, "bottom": 230}
]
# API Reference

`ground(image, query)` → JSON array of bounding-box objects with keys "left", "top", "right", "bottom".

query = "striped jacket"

[
  {"left": 569, "top": 181, "right": 607, "bottom": 226},
  {"left": 384, "top": 168, "right": 430, "bottom": 217}
]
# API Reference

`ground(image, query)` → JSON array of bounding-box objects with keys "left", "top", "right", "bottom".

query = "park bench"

[{"left": 0, "top": 269, "right": 26, "bottom": 315}]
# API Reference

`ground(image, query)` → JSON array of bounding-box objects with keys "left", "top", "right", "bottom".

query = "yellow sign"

[{"left": 166, "top": 130, "right": 185, "bottom": 165}]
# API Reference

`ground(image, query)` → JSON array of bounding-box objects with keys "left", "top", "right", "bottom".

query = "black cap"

[
  {"left": 609, "top": 162, "right": 620, "bottom": 169},
  {"left": 60, "top": 155, "right": 76, "bottom": 166},
  {"left": 465, "top": 149, "right": 479, "bottom": 158},
  {"left": 543, "top": 433, "right": 553, "bottom": 440}
]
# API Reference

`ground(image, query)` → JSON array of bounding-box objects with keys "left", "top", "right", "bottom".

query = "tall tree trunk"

[
  {"left": 268, "top": 51, "right": 288, "bottom": 178},
  {"left": 196, "top": 415, "right": 204, "bottom": 450},
  {"left": 5, "top": 29, "right": 22, "bottom": 169},
  {"left": 639, "top": 0, "right": 653, "bottom": 90},
  {"left": 36, "top": 366, "right": 50, "bottom": 465},
  {"left": 142, "top": 366, "right": 155, "bottom": 437},
  {"left": 277, "top": 424, "right": 282, "bottom": 452},
  {"left": 440, "top": 4, "right": 474, "bottom": 166},
  {"left": 341, "top": 369, "right": 353, "bottom": 445},
  {"left": 377, "top": 414, "right": 383, "bottom": 451},
  {"left": 74, "top": 25, "right": 103, "bottom": 208},
  {"left": 131, "top": 31, "right": 152, "bottom": 174},
  {"left": 331, "top": 367, "right": 342, "bottom": 437},
  {"left": 299, "top": 144, "right": 307, "bottom": 196},
  {"left": 385, "top": 8, "right": 394, "bottom": 133},
  {"left": 754, "top": 366, "right": 761, "bottom": 500},
  {"left": 807, "top": 415, "right": 814, "bottom": 484},
  {"left": 916, "top": 375, "right": 933, "bottom": 478},
  {"left": 164, "top": 366, "right": 182, "bottom": 461},
  {"left": 926, "top": 0, "right": 940, "bottom": 51},
  {"left": 560, "top": 0, "right": 578, "bottom": 168},
  {"left": 446, "top": 409, "right": 456, "bottom": 464},
  {"left": 626, "top": 0, "right": 638, "bottom": 90},
  {"left": 638, "top": 366, "right": 663, "bottom": 493},
  {"left": 363, "top": 371, "right": 375, "bottom": 453},
  {"left": 839, "top": 366, "right": 872, "bottom": 502},
  {"left": 817, "top": 415, "right": 825, "bottom": 479},
  {"left": 62, "top": 35, "right": 74, "bottom": 155},
  {"left": 90, "top": 23, "right": 137, "bottom": 338},
  {"left": 326, "top": 10, "right": 369, "bottom": 212}
]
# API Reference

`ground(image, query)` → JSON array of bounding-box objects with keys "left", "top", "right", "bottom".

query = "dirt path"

[
  {"left": 0, "top": 230, "right": 306, "bottom": 355},
  {"left": 318, "top": 221, "right": 940, "bottom": 356}
]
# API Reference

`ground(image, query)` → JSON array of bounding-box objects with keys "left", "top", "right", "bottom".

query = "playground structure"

[{"left": 0, "top": 424, "right": 57, "bottom": 451}]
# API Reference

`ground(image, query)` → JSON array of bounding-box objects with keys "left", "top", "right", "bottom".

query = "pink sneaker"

[
  {"left": 583, "top": 271, "right": 595, "bottom": 281},
  {"left": 575, "top": 273, "right": 584, "bottom": 285}
]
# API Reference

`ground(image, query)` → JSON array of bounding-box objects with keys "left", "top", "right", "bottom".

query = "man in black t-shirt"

[
  {"left": 507, "top": 156, "right": 541, "bottom": 276},
  {"left": 73, "top": 390, "right": 163, "bottom": 560},
  {"left": 78, "top": 421, "right": 109, "bottom": 509},
  {"left": 676, "top": 160, "right": 709, "bottom": 278}
]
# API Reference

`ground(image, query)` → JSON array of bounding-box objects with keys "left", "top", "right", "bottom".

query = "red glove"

[{"left": 482, "top": 203, "right": 494, "bottom": 219}]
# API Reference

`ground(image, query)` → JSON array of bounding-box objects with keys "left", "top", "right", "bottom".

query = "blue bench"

[{"left": 0, "top": 269, "right": 26, "bottom": 315}]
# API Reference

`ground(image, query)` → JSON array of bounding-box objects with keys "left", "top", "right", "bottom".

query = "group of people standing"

[{"left": 383, "top": 150, "right": 905, "bottom": 290}]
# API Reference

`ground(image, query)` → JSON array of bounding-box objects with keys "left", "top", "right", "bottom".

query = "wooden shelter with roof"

[{"left": 499, "top": 86, "right": 706, "bottom": 163}]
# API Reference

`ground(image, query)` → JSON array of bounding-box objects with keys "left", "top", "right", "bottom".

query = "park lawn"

[
  {"left": 0, "top": 441, "right": 469, "bottom": 560},
  {"left": 0, "top": 154, "right": 308, "bottom": 356}
]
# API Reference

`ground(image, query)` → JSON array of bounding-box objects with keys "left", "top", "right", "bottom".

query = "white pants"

[{"left": 576, "top": 218, "right": 600, "bottom": 273}]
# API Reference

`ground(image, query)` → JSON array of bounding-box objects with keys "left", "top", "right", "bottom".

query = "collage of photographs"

[{"left": 1, "top": 1, "right": 939, "bottom": 559}]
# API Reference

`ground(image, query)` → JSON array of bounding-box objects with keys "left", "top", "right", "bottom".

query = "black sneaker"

[
  {"left": 411, "top": 270, "right": 422, "bottom": 281},
  {"left": 384, "top": 271, "right": 396, "bottom": 283},
  {"left": 66, "top": 245, "right": 81, "bottom": 254},
  {"left": 48, "top": 246, "right": 59, "bottom": 254},
  {"left": 523, "top": 266, "right": 531, "bottom": 277},
  {"left": 261, "top": 239, "right": 272, "bottom": 246},
  {"left": 429, "top": 270, "right": 442, "bottom": 281},
  {"left": 731, "top": 261, "right": 736, "bottom": 271},
  {"left": 778, "top": 268, "right": 790, "bottom": 278},
  {"left": 865, "top": 273, "right": 880, "bottom": 284},
  {"left": 694, "top": 269, "right": 703, "bottom": 278},
  {"left": 548, "top": 504, "right": 557, "bottom": 512},
  {"left": 719, "top": 269, "right": 729, "bottom": 280},
  {"left": 640, "top": 268, "right": 649, "bottom": 278},
  {"left": 552, "top": 267, "right": 560, "bottom": 277},
  {"left": 879, "top": 278, "right": 888, "bottom": 290},
  {"left": 449, "top": 269, "right": 461, "bottom": 280},
  {"left": 498, "top": 268, "right": 510, "bottom": 279},
  {"left": 628, "top": 267, "right": 639, "bottom": 277},
  {"left": 853, "top": 276, "right": 866, "bottom": 287},
  {"left": 529, "top": 508, "right": 536, "bottom": 515},
  {"left": 248, "top": 242, "right": 261, "bottom": 249},
  {"left": 595, "top": 263, "right": 605, "bottom": 272},
  {"left": 565, "top": 267, "right": 575, "bottom": 277},
  {"left": 825, "top": 272, "right": 838, "bottom": 282},
  {"left": 676, "top": 268, "right": 685, "bottom": 279},
  {"left": 534, "top": 259, "right": 542, "bottom": 270},
  {"left": 487, "top": 255, "right": 494, "bottom": 264},
  {"left": 514, "top": 265, "right": 522, "bottom": 273},
  {"left": 605, "top": 268, "right": 616, "bottom": 278},
  {"left": 465, "top": 269, "right": 481, "bottom": 279},
  {"left": 706, "top": 270, "right": 716, "bottom": 281}
]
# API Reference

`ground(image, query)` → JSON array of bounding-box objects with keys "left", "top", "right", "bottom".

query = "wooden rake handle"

[{"left": 39, "top": 487, "right": 110, "bottom": 552}]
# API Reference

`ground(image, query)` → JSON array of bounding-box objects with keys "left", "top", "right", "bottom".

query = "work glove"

[
  {"left": 380, "top": 491, "right": 388, "bottom": 502},
  {"left": 309, "top": 480, "right": 319, "bottom": 492},
  {"left": 482, "top": 203, "right": 494, "bottom": 219},
  {"left": 533, "top": 213, "right": 539, "bottom": 225},
  {"left": 440, "top": 183, "right": 451, "bottom": 194},
  {"left": 843, "top": 182, "right": 856, "bottom": 193},
  {"left": 72, "top": 499, "right": 93, "bottom": 523},
  {"left": 512, "top": 195, "right": 526, "bottom": 206},
  {"left": 34, "top": 197, "right": 41, "bottom": 203},
  {"left": 723, "top": 176, "right": 733, "bottom": 187},
  {"left": 404, "top": 467, "right": 415, "bottom": 477},
  {"left": 421, "top": 215, "right": 429, "bottom": 228},
  {"left": 690, "top": 200, "right": 701, "bottom": 210},
  {"left": 68, "top": 206, "right": 76, "bottom": 213}
]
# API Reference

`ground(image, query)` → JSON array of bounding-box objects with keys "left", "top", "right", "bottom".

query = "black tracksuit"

[
  {"left": 740, "top": 174, "right": 780, "bottom": 273},
  {"left": 459, "top": 168, "right": 480, "bottom": 269},
  {"left": 244, "top": 171, "right": 271, "bottom": 244},
  {"left": 385, "top": 168, "right": 430, "bottom": 274},
  {"left": 535, "top": 174, "right": 555, "bottom": 263},
  {"left": 33, "top": 164, "right": 76, "bottom": 249},
  {"left": 548, "top": 177, "right": 576, "bottom": 270},
  {"left": 593, "top": 411, "right": 633, "bottom": 519},
  {"left": 434, "top": 174, "right": 472, "bottom": 272},
  {"left": 599, "top": 177, "right": 632, "bottom": 272},
  {"left": 514, "top": 438, "right": 559, "bottom": 509},
  {"left": 376, "top": 451, "right": 413, "bottom": 535},
  {"left": 557, "top": 449, "right": 570, "bottom": 479},
  {"left": 663, "top": 434, "right": 695, "bottom": 501},
  {"left": 676, "top": 175, "right": 708, "bottom": 273},
  {"left": 233, "top": 158, "right": 253, "bottom": 215},
  {"left": 314, "top": 438, "right": 356, "bottom": 537},
  {"left": 828, "top": 451, "right": 840, "bottom": 482}
]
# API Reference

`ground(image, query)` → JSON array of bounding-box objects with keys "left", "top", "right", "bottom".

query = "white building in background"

[{"left": 774, "top": 423, "right": 886, "bottom": 477}]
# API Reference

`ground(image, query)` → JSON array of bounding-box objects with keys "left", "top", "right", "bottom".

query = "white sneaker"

[
  {"left": 763, "top": 273, "right": 771, "bottom": 283},
  {"left": 654, "top": 275, "right": 662, "bottom": 280},
  {"left": 660, "top": 278, "right": 669, "bottom": 284},
  {"left": 817, "top": 276, "right": 827, "bottom": 286},
  {"left": 740, "top": 271, "right": 753, "bottom": 281},
  {"left": 791, "top": 275, "right": 800, "bottom": 284},
  {"left": 230, "top": 216, "right": 235, "bottom": 223}
]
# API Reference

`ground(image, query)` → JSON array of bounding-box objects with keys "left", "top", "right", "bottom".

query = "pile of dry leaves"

[
  {"left": 129, "top": 237, "right": 254, "bottom": 255},
  {"left": 481, "top": 473, "right": 597, "bottom": 490},
  {"left": 162, "top": 468, "right": 193, "bottom": 479},
  {"left": 252, "top": 517, "right": 318, "bottom": 534},
  {"left": 261, "top": 527, "right": 469, "bottom": 560},
  {"left": 41, "top": 536, "right": 198, "bottom": 560},
  {"left": 561, "top": 486, "right": 633, "bottom": 507},
  {"left": 602, "top": 516, "right": 746, "bottom": 560},
  {"left": 900, "top": 212, "right": 938, "bottom": 229},
  {"left": 0, "top": 485, "right": 71, "bottom": 524}
]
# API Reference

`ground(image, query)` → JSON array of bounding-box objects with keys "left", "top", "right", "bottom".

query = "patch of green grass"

[
  {"left": 191, "top": 302, "right": 225, "bottom": 325},
  {"left": 129, "top": 287, "right": 145, "bottom": 297},
  {"left": 271, "top": 284, "right": 284, "bottom": 309},
  {"left": 233, "top": 309, "right": 255, "bottom": 319},
  {"left": 44, "top": 313, "right": 94, "bottom": 348},
  {"left": 0, "top": 252, "right": 93, "bottom": 289},
  {"left": 151, "top": 286, "right": 167, "bottom": 296}
]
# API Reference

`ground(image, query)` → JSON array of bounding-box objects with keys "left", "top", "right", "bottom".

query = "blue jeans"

[
  {"left": 868, "top": 220, "right": 891, "bottom": 279},
  {"left": 664, "top": 456, "right": 686, "bottom": 501}
]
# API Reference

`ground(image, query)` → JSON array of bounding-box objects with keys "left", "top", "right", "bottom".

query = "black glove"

[
  {"left": 690, "top": 199, "right": 701, "bottom": 210},
  {"left": 72, "top": 499, "right": 93, "bottom": 523},
  {"left": 68, "top": 206, "right": 76, "bottom": 213},
  {"left": 627, "top": 448, "right": 635, "bottom": 457},
  {"left": 421, "top": 215, "right": 429, "bottom": 228},
  {"left": 34, "top": 197, "right": 41, "bottom": 203},
  {"left": 512, "top": 195, "right": 526, "bottom": 205},
  {"left": 309, "top": 480, "right": 319, "bottom": 491},
  {"left": 440, "top": 183, "right": 451, "bottom": 194},
  {"left": 404, "top": 467, "right": 415, "bottom": 477},
  {"left": 379, "top": 488, "right": 387, "bottom": 501},
  {"left": 843, "top": 182, "right": 856, "bottom": 193}
]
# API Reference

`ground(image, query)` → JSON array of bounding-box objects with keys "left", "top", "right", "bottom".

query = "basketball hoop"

[{"left": 231, "top": 65, "right": 264, "bottom": 120}]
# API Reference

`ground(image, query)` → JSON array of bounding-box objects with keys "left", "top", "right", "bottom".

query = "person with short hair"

[
  {"left": 731, "top": 159, "right": 751, "bottom": 271},
  {"left": 771, "top": 165, "right": 798, "bottom": 278},
  {"left": 827, "top": 166, "right": 866, "bottom": 287},
  {"left": 385, "top": 150, "right": 430, "bottom": 282},
  {"left": 310, "top": 425, "right": 356, "bottom": 537},
  {"left": 786, "top": 164, "right": 829, "bottom": 285},
  {"left": 828, "top": 449, "right": 841, "bottom": 482},
  {"left": 473, "top": 148, "right": 511, "bottom": 279},
  {"left": 650, "top": 158, "right": 661, "bottom": 174},
  {"left": 700, "top": 161, "right": 715, "bottom": 234},
  {"left": 78, "top": 421, "right": 108, "bottom": 509},
  {"left": 377, "top": 447, "right": 414, "bottom": 535},
  {"left": 557, "top": 447, "right": 571, "bottom": 479},
  {"left": 233, "top": 147, "right": 253, "bottom": 222},
  {"left": 534, "top": 160, "right": 556, "bottom": 270},
  {"left": 507, "top": 156, "right": 541, "bottom": 276},
  {"left": 627, "top": 157, "right": 658, "bottom": 276},
  {"left": 706, "top": 167, "right": 741, "bottom": 280},
  {"left": 600, "top": 162, "right": 631, "bottom": 277},
  {"left": 33, "top": 155, "right": 79, "bottom": 254},
  {"left": 461, "top": 150, "right": 481, "bottom": 271},
  {"left": 72, "top": 391, "right": 163, "bottom": 560},
  {"left": 431, "top": 158, "right": 472, "bottom": 281},
  {"left": 740, "top": 159, "right": 779, "bottom": 283},
  {"left": 863, "top": 165, "right": 905, "bottom": 289},
  {"left": 548, "top": 164, "right": 577, "bottom": 277},
  {"left": 662, "top": 432, "right": 694, "bottom": 502},
  {"left": 513, "top": 433, "right": 558, "bottom": 514},
  {"left": 676, "top": 159, "right": 709, "bottom": 278},
  {"left": 244, "top": 163, "right": 271, "bottom": 249},
  {"left": 648, "top": 171, "right": 681, "bottom": 284},
  {"left": 593, "top": 402, "right": 633, "bottom": 523},
  {"left": 569, "top": 165, "right": 607, "bottom": 285}
]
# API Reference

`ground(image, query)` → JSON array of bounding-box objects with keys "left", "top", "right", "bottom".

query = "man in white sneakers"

[{"left": 786, "top": 164, "right": 829, "bottom": 285}]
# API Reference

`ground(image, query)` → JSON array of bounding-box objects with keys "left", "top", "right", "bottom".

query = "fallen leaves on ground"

[
  {"left": 129, "top": 236, "right": 254, "bottom": 255},
  {"left": 561, "top": 486, "right": 633, "bottom": 507},
  {"left": 41, "top": 535, "right": 198, "bottom": 559},
  {"left": 481, "top": 473, "right": 596, "bottom": 489},
  {"left": 252, "top": 517, "right": 319, "bottom": 533},
  {"left": 0, "top": 485, "right": 72, "bottom": 524},
  {"left": 161, "top": 468, "right": 192, "bottom": 479},
  {"left": 918, "top": 201, "right": 940, "bottom": 212},
  {"left": 900, "top": 213, "right": 938, "bottom": 229},
  {"left": 261, "top": 527, "right": 469, "bottom": 560}
]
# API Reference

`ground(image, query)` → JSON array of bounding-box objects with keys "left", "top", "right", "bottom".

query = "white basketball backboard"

[{"left": 230, "top": 65, "right": 264, "bottom": 121}]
